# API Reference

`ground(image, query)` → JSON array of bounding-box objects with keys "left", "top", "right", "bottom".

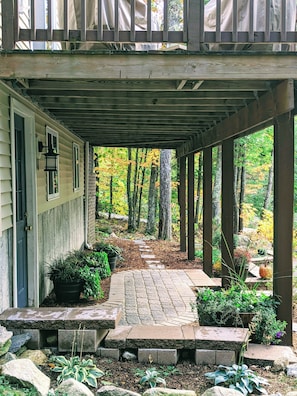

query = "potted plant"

[
  {"left": 93, "top": 241, "right": 122, "bottom": 271},
  {"left": 48, "top": 253, "right": 103, "bottom": 303}
]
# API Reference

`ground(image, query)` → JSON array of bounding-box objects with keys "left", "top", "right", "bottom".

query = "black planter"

[
  {"left": 53, "top": 280, "right": 82, "bottom": 303},
  {"left": 108, "top": 255, "right": 117, "bottom": 271}
]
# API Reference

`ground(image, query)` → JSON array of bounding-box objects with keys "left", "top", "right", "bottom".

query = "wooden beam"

[
  {"left": 177, "top": 79, "right": 294, "bottom": 157},
  {"left": 1, "top": 53, "right": 297, "bottom": 80},
  {"left": 179, "top": 157, "right": 187, "bottom": 252},
  {"left": 273, "top": 112, "right": 294, "bottom": 346},
  {"left": 221, "top": 139, "right": 234, "bottom": 288},
  {"left": 203, "top": 148, "right": 213, "bottom": 277},
  {"left": 187, "top": 153, "right": 195, "bottom": 260}
]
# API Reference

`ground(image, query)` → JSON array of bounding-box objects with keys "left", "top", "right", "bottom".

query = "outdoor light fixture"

[{"left": 38, "top": 141, "right": 59, "bottom": 172}]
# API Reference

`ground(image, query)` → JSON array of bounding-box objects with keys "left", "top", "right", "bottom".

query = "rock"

[
  {"left": 97, "top": 385, "right": 141, "bottom": 396},
  {"left": 1, "top": 358, "right": 50, "bottom": 396},
  {"left": 285, "top": 392, "right": 297, "bottom": 396},
  {"left": 286, "top": 363, "right": 297, "bottom": 377},
  {"left": 9, "top": 333, "right": 31, "bottom": 354},
  {"left": 56, "top": 378, "right": 94, "bottom": 396},
  {"left": 144, "top": 388, "right": 196, "bottom": 396},
  {"left": 201, "top": 386, "right": 243, "bottom": 396},
  {"left": 272, "top": 356, "right": 289, "bottom": 372},
  {"left": 19, "top": 349, "right": 48, "bottom": 366},
  {"left": 0, "top": 352, "right": 17, "bottom": 364},
  {"left": 122, "top": 351, "right": 137, "bottom": 361},
  {"left": 46, "top": 334, "right": 58, "bottom": 346},
  {"left": 0, "top": 326, "right": 13, "bottom": 357}
]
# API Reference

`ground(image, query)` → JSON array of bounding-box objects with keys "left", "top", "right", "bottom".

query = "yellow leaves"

[{"left": 257, "top": 210, "right": 273, "bottom": 243}]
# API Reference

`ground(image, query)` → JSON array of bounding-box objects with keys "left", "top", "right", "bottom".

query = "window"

[
  {"left": 46, "top": 127, "right": 59, "bottom": 199},
  {"left": 73, "top": 143, "right": 80, "bottom": 191}
]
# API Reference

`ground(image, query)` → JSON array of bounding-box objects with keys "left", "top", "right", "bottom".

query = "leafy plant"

[
  {"left": 138, "top": 368, "right": 166, "bottom": 388},
  {"left": 93, "top": 241, "right": 122, "bottom": 258},
  {"left": 250, "top": 307, "right": 287, "bottom": 345},
  {"left": 80, "top": 265, "right": 103, "bottom": 299},
  {"left": 194, "top": 285, "right": 287, "bottom": 344},
  {"left": 84, "top": 251, "right": 111, "bottom": 278},
  {"left": 0, "top": 375, "right": 39, "bottom": 395},
  {"left": 205, "top": 364, "right": 269, "bottom": 395},
  {"left": 50, "top": 355, "right": 104, "bottom": 388}
]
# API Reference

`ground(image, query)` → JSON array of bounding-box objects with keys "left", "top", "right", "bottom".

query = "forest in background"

[{"left": 94, "top": 120, "right": 297, "bottom": 251}]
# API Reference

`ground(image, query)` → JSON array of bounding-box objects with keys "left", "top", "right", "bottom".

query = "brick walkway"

[{"left": 107, "top": 240, "right": 217, "bottom": 326}]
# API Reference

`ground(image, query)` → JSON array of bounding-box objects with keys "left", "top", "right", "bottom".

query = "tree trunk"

[
  {"left": 137, "top": 149, "right": 148, "bottom": 228},
  {"left": 146, "top": 163, "right": 158, "bottom": 235},
  {"left": 238, "top": 164, "right": 246, "bottom": 232},
  {"left": 158, "top": 149, "right": 172, "bottom": 240},
  {"left": 108, "top": 175, "right": 113, "bottom": 220},
  {"left": 212, "top": 146, "right": 221, "bottom": 222},
  {"left": 262, "top": 149, "right": 274, "bottom": 215}
]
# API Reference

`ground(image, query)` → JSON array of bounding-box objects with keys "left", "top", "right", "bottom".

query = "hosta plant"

[
  {"left": 50, "top": 355, "right": 104, "bottom": 388},
  {"left": 139, "top": 368, "right": 166, "bottom": 388},
  {"left": 205, "top": 363, "right": 269, "bottom": 395}
]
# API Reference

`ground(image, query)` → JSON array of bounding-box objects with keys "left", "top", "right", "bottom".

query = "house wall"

[{"left": 0, "top": 81, "right": 86, "bottom": 311}]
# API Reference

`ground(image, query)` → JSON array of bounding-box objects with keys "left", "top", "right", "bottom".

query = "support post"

[
  {"left": 2, "top": 0, "right": 15, "bottom": 50},
  {"left": 188, "top": 0, "right": 201, "bottom": 51},
  {"left": 203, "top": 148, "right": 213, "bottom": 276},
  {"left": 221, "top": 139, "right": 234, "bottom": 288},
  {"left": 274, "top": 112, "right": 294, "bottom": 346},
  {"left": 187, "top": 153, "right": 195, "bottom": 260},
  {"left": 179, "top": 156, "right": 187, "bottom": 252}
]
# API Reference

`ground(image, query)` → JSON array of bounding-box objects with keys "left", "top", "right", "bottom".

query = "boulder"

[
  {"left": 56, "top": 378, "right": 94, "bottom": 396},
  {"left": 287, "top": 363, "right": 297, "bottom": 377},
  {"left": 9, "top": 333, "right": 31, "bottom": 354},
  {"left": 1, "top": 358, "right": 50, "bottom": 396},
  {"left": 144, "top": 388, "right": 196, "bottom": 396},
  {"left": 19, "top": 349, "right": 48, "bottom": 366},
  {"left": 0, "top": 352, "right": 17, "bottom": 364},
  {"left": 97, "top": 385, "right": 141, "bottom": 396},
  {"left": 0, "top": 326, "right": 13, "bottom": 357},
  {"left": 201, "top": 386, "right": 243, "bottom": 396}
]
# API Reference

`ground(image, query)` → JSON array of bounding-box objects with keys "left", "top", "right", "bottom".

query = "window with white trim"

[
  {"left": 46, "top": 127, "right": 59, "bottom": 199},
  {"left": 73, "top": 143, "right": 80, "bottom": 191}
]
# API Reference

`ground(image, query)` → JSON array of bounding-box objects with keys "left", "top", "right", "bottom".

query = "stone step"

[
  {"left": 105, "top": 324, "right": 249, "bottom": 352},
  {"left": 244, "top": 343, "right": 297, "bottom": 365},
  {"left": 0, "top": 306, "right": 122, "bottom": 330}
]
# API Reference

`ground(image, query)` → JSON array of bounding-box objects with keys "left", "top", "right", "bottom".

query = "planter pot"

[
  {"left": 108, "top": 255, "right": 117, "bottom": 271},
  {"left": 234, "top": 263, "right": 249, "bottom": 281},
  {"left": 53, "top": 280, "right": 82, "bottom": 303}
]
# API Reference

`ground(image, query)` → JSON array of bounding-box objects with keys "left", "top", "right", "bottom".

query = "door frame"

[{"left": 11, "top": 98, "right": 39, "bottom": 307}]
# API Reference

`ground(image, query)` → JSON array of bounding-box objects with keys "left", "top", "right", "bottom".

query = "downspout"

[{"left": 84, "top": 142, "right": 89, "bottom": 247}]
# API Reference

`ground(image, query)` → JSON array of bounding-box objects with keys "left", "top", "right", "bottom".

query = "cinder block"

[
  {"left": 23, "top": 329, "right": 42, "bottom": 349},
  {"left": 195, "top": 349, "right": 216, "bottom": 365},
  {"left": 58, "top": 329, "right": 108, "bottom": 352},
  {"left": 157, "top": 349, "right": 178, "bottom": 365},
  {"left": 97, "top": 347, "right": 120, "bottom": 360},
  {"left": 138, "top": 348, "right": 158, "bottom": 364},
  {"left": 216, "top": 350, "right": 236, "bottom": 365}
]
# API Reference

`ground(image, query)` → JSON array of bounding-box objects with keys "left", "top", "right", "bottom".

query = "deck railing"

[{"left": 1, "top": 0, "right": 297, "bottom": 51}]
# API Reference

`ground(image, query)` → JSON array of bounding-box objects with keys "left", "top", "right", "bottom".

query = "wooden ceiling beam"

[{"left": 176, "top": 79, "right": 294, "bottom": 157}]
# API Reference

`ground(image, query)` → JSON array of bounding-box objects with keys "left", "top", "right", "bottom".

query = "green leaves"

[
  {"left": 50, "top": 355, "right": 104, "bottom": 388},
  {"left": 205, "top": 364, "right": 269, "bottom": 395},
  {"left": 138, "top": 368, "right": 166, "bottom": 388}
]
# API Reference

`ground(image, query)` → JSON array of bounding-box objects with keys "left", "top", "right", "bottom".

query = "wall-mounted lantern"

[{"left": 38, "top": 141, "right": 59, "bottom": 172}]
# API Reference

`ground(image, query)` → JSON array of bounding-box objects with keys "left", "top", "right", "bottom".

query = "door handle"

[{"left": 24, "top": 225, "right": 32, "bottom": 231}]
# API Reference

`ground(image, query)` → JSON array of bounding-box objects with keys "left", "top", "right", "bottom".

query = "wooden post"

[
  {"left": 203, "top": 148, "right": 213, "bottom": 276},
  {"left": 179, "top": 156, "right": 187, "bottom": 252},
  {"left": 188, "top": 0, "right": 201, "bottom": 51},
  {"left": 187, "top": 153, "right": 195, "bottom": 260},
  {"left": 274, "top": 112, "right": 294, "bottom": 346},
  {"left": 221, "top": 139, "right": 234, "bottom": 288},
  {"left": 2, "top": 0, "right": 15, "bottom": 50}
]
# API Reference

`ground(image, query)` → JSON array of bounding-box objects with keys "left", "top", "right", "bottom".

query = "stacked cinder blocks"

[{"left": 103, "top": 324, "right": 249, "bottom": 365}]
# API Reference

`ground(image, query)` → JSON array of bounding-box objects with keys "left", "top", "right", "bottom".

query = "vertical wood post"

[
  {"left": 203, "top": 148, "right": 213, "bottom": 276},
  {"left": 221, "top": 139, "right": 234, "bottom": 288},
  {"left": 188, "top": 0, "right": 201, "bottom": 51},
  {"left": 2, "top": 0, "right": 15, "bottom": 50},
  {"left": 179, "top": 156, "right": 187, "bottom": 252},
  {"left": 274, "top": 112, "right": 294, "bottom": 346},
  {"left": 187, "top": 153, "right": 195, "bottom": 260}
]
